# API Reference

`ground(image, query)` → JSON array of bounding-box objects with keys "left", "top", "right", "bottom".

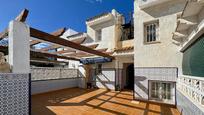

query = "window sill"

[{"left": 144, "top": 41, "right": 161, "bottom": 45}]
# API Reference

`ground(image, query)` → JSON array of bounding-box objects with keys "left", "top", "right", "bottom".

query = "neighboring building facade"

[
  {"left": 60, "top": 9, "right": 134, "bottom": 91},
  {"left": 134, "top": 0, "right": 204, "bottom": 114},
  {"left": 83, "top": 10, "right": 134, "bottom": 90},
  {"left": 83, "top": 9, "right": 134, "bottom": 91}
]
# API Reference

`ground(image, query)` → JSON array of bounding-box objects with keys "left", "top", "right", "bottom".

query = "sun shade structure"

[
  {"left": 0, "top": 9, "right": 115, "bottom": 64},
  {"left": 29, "top": 27, "right": 115, "bottom": 59},
  {"left": 0, "top": 9, "right": 29, "bottom": 40},
  {"left": 80, "top": 57, "right": 112, "bottom": 64}
]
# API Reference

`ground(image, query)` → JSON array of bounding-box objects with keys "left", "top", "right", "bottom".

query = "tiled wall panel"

[
  {"left": 0, "top": 73, "right": 30, "bottom": 115},
  {"left": 134, "top": 67, "right": 177, "bottom": 102},
  {"left": 177, "top": 90, "right": 204, "bottom": 115},
  {"left": 31, "top": 67, "right": 78, "bottom": 81}
]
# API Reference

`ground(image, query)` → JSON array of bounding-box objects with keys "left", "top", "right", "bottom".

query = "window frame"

[
  {"left": 148, "top": 80, "right": 175, "bottom": 103},
  {"left": 144, "top": 20, "right": 160, "bottom": 44}
]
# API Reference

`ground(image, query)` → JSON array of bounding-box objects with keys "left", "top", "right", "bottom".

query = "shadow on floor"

[{"left": 31, "top": 88, "right": 180, "bottom": 115}]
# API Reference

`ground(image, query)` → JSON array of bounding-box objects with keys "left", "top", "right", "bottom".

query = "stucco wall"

[
  {"left": 31, "top": 78, "right": 80, "bottom": 95},
  {"left": 134, "top": 0, "right": 185, "bottom": 75},
  {"left": 95, "top": 69, "right": 116, "bottom": 90},
  {"left": 85, "top": 10, "right": 124, "bottom": 52},
  {"left": 86, "top": 21, "right": 116, "bottom": 52},
  {"left": 89, "top": 56, "right": 134, "bottom": 90}
]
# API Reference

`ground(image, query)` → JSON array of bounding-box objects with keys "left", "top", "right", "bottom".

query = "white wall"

[
  {"left": 8, "top": 21, "right": 30, "bottom": 73},
  {"left": 133, "top": 0, "right": 186, "bottom": 104},
  {"left": 86, "top": 21, "right": 116, "bottom": 52},
  {"left": 95, "top": 69, "right": 116, "bottom": 90},
  {"left": 134, "top": 0, "right": 185, "bottom": 75},
  {"left": 31, "top": 78, "right": 79, "bottom": 95},
  {"left": 85, "top": 10, "right": 124, "bottom": 52}
]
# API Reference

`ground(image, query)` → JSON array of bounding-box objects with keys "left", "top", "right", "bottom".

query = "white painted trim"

[
  {"left": 139, "top": 0, "right": 171, "bottom": 9},
  {"left": 86, "top": 14, "right": 114, "bottom": 26},
  {"left": 180, "top": 75, "right": 204, "bottom": 81},
  {"left": 180, "top": 19, "right": 204, "bottom": 52}
]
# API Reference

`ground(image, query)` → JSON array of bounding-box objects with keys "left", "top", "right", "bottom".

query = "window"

[
  {"left": 149, "top": 81, "right": 174, "bottom": 102},
  {"left": 96, "top": 29, "right": 102, "bottom": 41},
  {"left": 96, "top": 64, "right": 102, "bottom": 74},
  {"left": 121, "top": 23, "right": 134, "bottom": 41},
  {"left": 144, "top": 21, "right": 159, "bottom": 43}
]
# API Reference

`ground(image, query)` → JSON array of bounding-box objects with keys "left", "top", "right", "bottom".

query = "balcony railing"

[{"left": 177, "top": 76, "right": 204, "bottom": 108}]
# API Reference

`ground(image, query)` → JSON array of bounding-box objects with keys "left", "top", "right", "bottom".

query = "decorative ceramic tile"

[
  {"left": 0, "top": 73, "right": 29, "bottom": 115},
  {"left": 177, "top": 90, "right": 204, "bottom": 115},
  {"left": 31, "top": 67, "right": 78, "bottom": 81}
]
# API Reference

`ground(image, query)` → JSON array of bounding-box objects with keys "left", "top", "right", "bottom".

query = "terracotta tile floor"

[{"left": 32, "top": 88, "right": 180, "bottom": 115}]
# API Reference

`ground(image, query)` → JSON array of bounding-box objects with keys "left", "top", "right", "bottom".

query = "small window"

[
  {"left": 96, "top": 64, "right": 102, "bottom": 74},
  {"left": 96, "top": 29, "right": 102, "bottom": 42},
  {"left": 149, "top": 81, "right": 175, "bottom": 102},
  {"left": 144, "top": 21, "right": 159, "bottom": 43}
]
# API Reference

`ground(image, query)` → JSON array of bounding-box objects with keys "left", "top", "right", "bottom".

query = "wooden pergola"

[{"left": 0, "top": 9, "right": 114, "bottom": 64}]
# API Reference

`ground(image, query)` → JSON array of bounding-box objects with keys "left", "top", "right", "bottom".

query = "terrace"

[{"left": 32, "top": 88, "right": 180, "bottom": 115}]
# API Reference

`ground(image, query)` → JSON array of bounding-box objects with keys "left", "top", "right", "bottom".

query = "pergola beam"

[
  {"left": 15, "top": 9, "right": 29, "bottom": 22},
  {"left": 30, "top": 50, "right": 80, "bottom": 61},
  {"left": 30, "top": 27, "right": 114, "bottom": 59},
  {"left": 30, "top": 40, "right": 41, "bottom": 46},
  {"left": 0, "top": 45, "right": 79, "bottom": 61},
  {"left": 84, "top": 44, "right": 99, "bottom": 49},
  {"left": 54, "top": 44, "right": 99, "bottom": 54},
  {"left": 30, "top": 58, "right": 69, "bottom": 64},
  {"left": 65, "top": 48, "right": 108, "bottom": 57},
  {"left": 51, "top": 27, "right": 66, "bottom": 37},
  {"left": 0, "top": 29, "right": 8, "bottom": 40},
  {"left": 37, "top": 44, "right": 60, "bottom": 51},
  {"left": 0, "top": 9, "right": 29, "bottom": 40},
  {"left": 36, "top": 37, "right": 86, "bottom": 51},
  {"left": 30, "top": 28, "right": 67, "bottom": 47}
]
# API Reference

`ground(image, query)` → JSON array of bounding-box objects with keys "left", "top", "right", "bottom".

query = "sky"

[{"left": 0, "top": 0, "right": 134, "bottom": 33}]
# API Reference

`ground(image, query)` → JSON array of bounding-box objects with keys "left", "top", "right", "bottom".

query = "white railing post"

[{"left": 8, "top": 20, "right": 30, "bottom": 73}]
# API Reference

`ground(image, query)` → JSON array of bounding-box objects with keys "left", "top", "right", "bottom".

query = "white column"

[{"left": 8, "top": 20, "right": 30, "bottom": 73}]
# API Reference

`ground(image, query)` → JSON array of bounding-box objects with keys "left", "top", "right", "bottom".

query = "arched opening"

[{"left": 125, "top": 64, "right": 134, "bottom": 90}]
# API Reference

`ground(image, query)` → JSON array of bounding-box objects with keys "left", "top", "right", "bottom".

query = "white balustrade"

[{"left": 177, "top": 76, "right": 204, "bottom": 107}]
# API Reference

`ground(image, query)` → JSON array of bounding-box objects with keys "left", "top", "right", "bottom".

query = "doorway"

[{"left": 125, "top": 63, "right": 134, "bottom": 90}]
